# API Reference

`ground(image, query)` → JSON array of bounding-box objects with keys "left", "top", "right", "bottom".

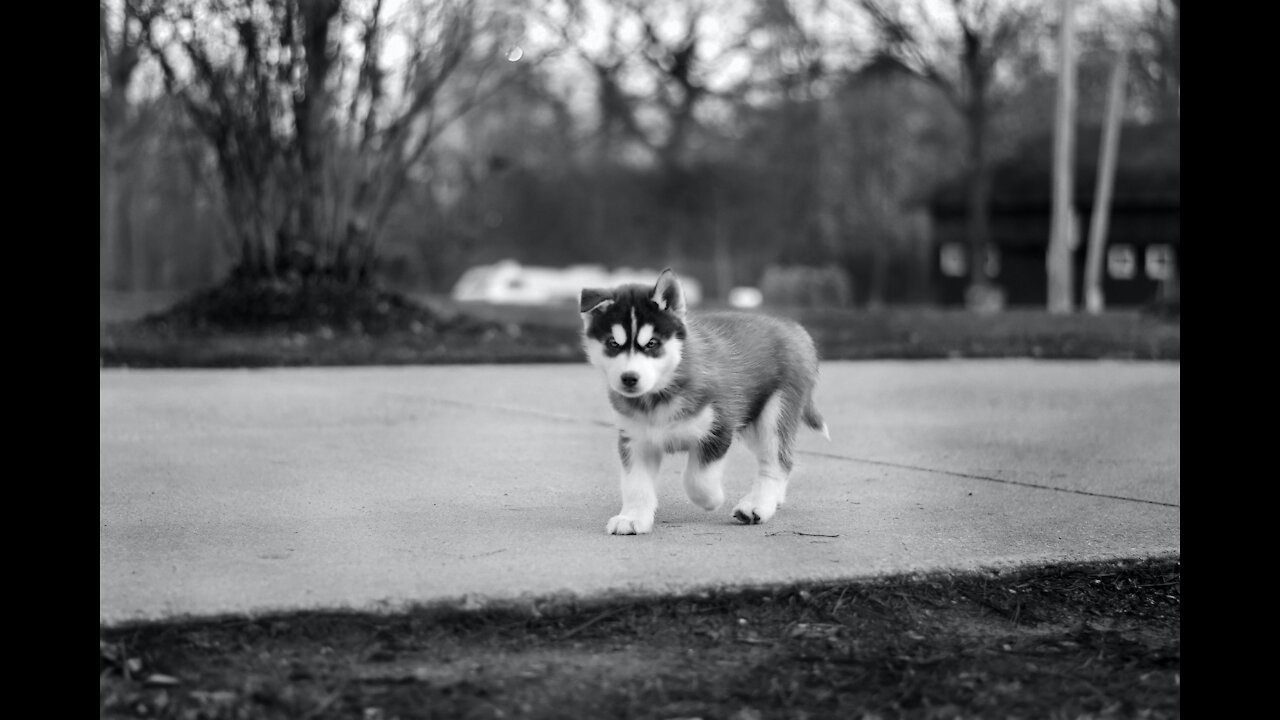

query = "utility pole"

[
  {"left": 1047, "top": 0, "right": 1078, "bottom": 313},
  {"left": 1083, "top": 44, "right": 1129, "bottom": 314}
]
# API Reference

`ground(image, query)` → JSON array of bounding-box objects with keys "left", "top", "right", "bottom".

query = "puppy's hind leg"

[
  {"left": 733, "top": 393, "right": 796, "bottom": 525},
  {"left": 683, "top": 457, "right": 727, "bottom": 511},
  {"left": 683, "top": 423, "right": 732, "bottom": 511}
]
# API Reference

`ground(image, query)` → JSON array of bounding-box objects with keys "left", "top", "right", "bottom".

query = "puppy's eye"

[
  {"left": 605, "top": 338, "right": 621, "bottom": 349},
  {"left": 645, "top": 338, "right": 661, "bottom": 350}
]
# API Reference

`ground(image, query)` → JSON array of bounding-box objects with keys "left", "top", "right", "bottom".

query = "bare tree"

[
  {"left": 101, "top": 0, "right": 148, "bottom": 290},
  {"left": 541, "top": 0, "right": 743, "bottom": 287},
  {"left": 861, "top": 0, "right": 1040, "bottom": 309},
  {"left": 1132, "top": 0, "right": 1178, "bottom": 121},
  {"left": 539, "top": 0, "right": 641, "bottom": 158},
  {"left": 837, "top": 60, "right": 963, "bottom": 306},
  {"left": 134, "top": 0, "right": 524, "bottom": 286},
  {"left": 542, "top": 0, "right": 727, "bottom": 166}
]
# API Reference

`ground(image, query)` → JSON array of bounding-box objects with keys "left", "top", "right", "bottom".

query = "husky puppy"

[{"left": 580, "top": 268, "right": 828, "bottom": 535}]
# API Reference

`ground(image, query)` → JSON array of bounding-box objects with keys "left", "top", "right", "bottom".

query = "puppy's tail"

[{"left": 803, "top": 402, "right": 830, "bottom": 441}]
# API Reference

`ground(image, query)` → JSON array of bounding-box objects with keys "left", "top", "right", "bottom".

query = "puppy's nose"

[{"left": 620, "top": 372, "right": 639, "bottom": 388}]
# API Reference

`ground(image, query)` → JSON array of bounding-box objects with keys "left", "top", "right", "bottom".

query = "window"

[
  {"left": 1107, "top": 245, "right": 1136, "bottom": 280},
  {"left": 940, "top": 242, "right": 967, "bottom": 278},
  {"left": 1145, "top": 244, "right": 1176, "bottom": 280}
]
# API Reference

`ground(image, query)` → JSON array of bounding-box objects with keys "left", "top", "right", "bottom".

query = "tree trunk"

[
  {"left": 1084, "top": 46, "right": 1128, "bottom": 314},
  {"left": 912, "top": 210, "right": 933, "bottom": 304},
  {"left": 100, "top": 139, "right": 121, "bottom": 290},
  {"left": 101, "top": 4, "right": 139, "bottom": 291},
  {"left": 963, "top": 106, "right": 996, "bottom": 311},
  {"left": 294, "top": 0, "right": 342, "bottom": 279},
  {"left": 1047, "top": 0, "right": 1078, "bottom": 314},
  {"left": 867, "top": 184, "right": 893, "bottom": 310},
  {"left": 101, "top": 88, "right": 135, "bottom": 290},
  {"left": 126, "top": 180, "right": 145, "bottom": 292}
]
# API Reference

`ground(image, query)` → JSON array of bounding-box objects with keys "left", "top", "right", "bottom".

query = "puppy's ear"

[
  {"left": 651, "top": 268, "right": 686, "bottom": 318},
  {"left": 579, "top": 287, "right": 613, "bottom": 314}
]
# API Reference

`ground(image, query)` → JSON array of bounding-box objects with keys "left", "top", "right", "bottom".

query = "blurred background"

[{"left": 100, "top": 0, "right": 1179, "bottom": 322}]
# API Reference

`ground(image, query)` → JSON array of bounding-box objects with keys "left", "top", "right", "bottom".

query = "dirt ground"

[{"left": 100, "top": 557, "right": 1179, "bottom": 719}]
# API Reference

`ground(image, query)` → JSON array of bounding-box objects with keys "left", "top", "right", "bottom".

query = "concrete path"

[{"left": 100, "top": 361, "right": 1179, "bottom": 626}]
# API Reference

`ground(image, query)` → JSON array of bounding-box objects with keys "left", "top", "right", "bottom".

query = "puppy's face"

[{"left": 580, "top": 270, "right": 687, "bottom": 398}]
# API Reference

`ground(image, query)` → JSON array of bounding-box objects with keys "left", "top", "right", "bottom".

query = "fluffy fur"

[{"left": 581, "top": 268, "right": 828, "bottom": 535}]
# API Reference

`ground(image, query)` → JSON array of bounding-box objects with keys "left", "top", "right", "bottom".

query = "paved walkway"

[{"left": 100, "top": 361, "right": 1179, "bottom": 626}]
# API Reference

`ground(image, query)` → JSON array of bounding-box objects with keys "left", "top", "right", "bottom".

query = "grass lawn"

[{"left": 100, "top": 291, "right": 1179, "bottom": 368}]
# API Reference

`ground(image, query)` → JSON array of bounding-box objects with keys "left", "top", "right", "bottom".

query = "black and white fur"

[{"left": 580, "top": 268, "right": 829, "bottom": 535}]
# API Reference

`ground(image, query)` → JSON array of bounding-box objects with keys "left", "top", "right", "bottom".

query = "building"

[{"left": 929, "top": 121, "right": 1180, "bottom": 308}]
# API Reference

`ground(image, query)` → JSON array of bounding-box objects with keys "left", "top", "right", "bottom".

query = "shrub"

[{"left": 760, "top": 264, "right": 854, "bottom": 308}]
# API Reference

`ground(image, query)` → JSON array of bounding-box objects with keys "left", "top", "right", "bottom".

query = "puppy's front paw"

[
  {"left": 607, "top": 513, "right": 654, "bottom": 535},
  {"left": 731, "top": 493, "right": 779, "bottom": 525}
]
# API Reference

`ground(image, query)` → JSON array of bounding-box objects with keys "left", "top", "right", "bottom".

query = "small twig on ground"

[
  {"left": 560, "top": 608, "right": 624, "bottom": 640},
  {"left": 468, "top": 549, "right": 508, "bottom": 559},
  {"left": 973, "top": 595, "right": 1023, "bottom": 624},
  {"left": 765, "top": 531, "right": 841, "bottom": 538},
  {"left": 830, "top": 587, "right": 850, "bottom": 618}
]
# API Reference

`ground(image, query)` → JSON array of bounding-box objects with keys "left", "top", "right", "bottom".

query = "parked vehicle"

[{"left": 451, "top": 260, "right": 702, "bottom": 306}]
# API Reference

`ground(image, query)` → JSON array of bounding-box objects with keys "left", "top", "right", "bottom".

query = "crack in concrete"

[
  {"left": 421, "top": 396, "right": 1180, "bottom": 510},
  {"left": 798, "top": 450, "right": 1179, "bottom": 509}
]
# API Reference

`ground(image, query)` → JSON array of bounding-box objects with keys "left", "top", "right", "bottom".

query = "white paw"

[
  {"left": 686, "top": 485, "right": 725, "bottom": 511},
  {"left": 607, "top": 513, "right": 654, "bottom": 535},
  {"left": 731, "top": 492, "right": 779, "bottom": 525}
]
